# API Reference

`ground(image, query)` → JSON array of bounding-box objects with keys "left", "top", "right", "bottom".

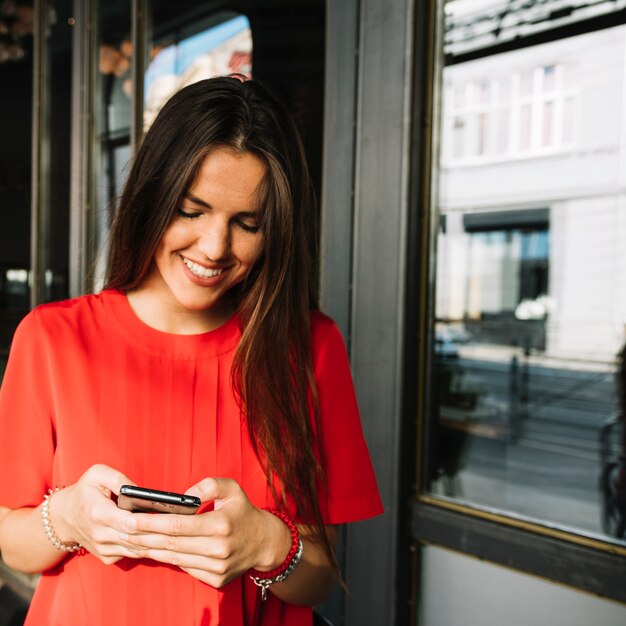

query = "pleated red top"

[{"left": 0, "top": 289, "right": 383, "bottom": 626}]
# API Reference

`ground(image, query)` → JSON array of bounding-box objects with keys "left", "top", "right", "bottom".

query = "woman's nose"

[{"left": 197, "top": 222, "right": 231, "bottom": 261}]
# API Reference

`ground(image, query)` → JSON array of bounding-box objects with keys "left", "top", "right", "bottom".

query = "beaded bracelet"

[
  {"left": 41, "top": 488, "right": 82, "bottom": 553},
  {"left": 249, "top": 508, "right": 304, "bottom": 601}
]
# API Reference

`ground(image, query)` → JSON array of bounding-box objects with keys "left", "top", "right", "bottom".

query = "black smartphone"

[{"left": 117, "top": 485, "right": 201, "bottom": 515}]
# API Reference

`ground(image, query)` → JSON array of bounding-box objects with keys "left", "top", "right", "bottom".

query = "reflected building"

[{"left": 438, "top": 9, "right": 626, "bottom": 362}]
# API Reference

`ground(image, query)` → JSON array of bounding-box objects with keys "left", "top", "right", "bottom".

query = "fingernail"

[
  {"left": 124, "top": 517, "right": 137, "bottom": 531},
  {"left": 119, "top": 532, "right": 129, "bottom": 541}
]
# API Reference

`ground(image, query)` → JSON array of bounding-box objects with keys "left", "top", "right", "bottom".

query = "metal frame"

[
  {"left": 319, "top": 0, "right": 359, "bottom": 337},
  {"left": 69, "top": 0, "right": 96, "bottom": 297},
  {"left": 130, "top": 0, "right": 147, "bottom": 154},
  {"left": 30, "top": 0, "right": 49, "bottom": 307},
  {"left": 318, "top": 3, "right": 360, "bottom": 620},
  {"left": 405, "top": 0, "right": 444, "bottom": 622},
  {"left": 413, "top": 501, "right": 626, "bottom": 604},
  {"left": 320, "top": 0, "right": 417, "bottom": 623}
]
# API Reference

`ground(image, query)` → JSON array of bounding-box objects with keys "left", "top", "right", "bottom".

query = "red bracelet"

[
  {"left": 249, "top": 508, "right": 304, "bottom": 600},
  {"left": 249, "top": 508, "right": 300, "bottom": 579}
]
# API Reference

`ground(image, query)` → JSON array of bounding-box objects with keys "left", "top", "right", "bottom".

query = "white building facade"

[{"left": 438, "top": 25, "right": 626, "bottom": 361}]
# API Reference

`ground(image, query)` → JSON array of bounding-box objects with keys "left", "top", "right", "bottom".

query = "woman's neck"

[{"left": 125, "top": 282, "right": 234, "bottom": 335}]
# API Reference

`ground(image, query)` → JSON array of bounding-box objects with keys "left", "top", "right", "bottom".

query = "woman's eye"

[
  {"left": 237, "top": 220, "right": 260, "bottom": 234},
  {"left": 177, "top": 208, "right": 202, "bottom": 219}
]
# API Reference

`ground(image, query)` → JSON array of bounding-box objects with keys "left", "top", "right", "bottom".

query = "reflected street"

[{"left": 433, "top": 344, "right": 620, "bottom": 538}]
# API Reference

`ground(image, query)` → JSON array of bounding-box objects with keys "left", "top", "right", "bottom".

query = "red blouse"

[{"left": 0, "top": 289, "right": 383, "bottom": 626}]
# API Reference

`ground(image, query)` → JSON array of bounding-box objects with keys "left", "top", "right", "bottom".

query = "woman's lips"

[
  {"left": 180, "top": 256, "right": 228, "bottom": 287},
  {"left": 182, "top": 256, "right": 224, "bottom": 278}
]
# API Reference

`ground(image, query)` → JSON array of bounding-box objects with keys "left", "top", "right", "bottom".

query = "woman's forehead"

[{"left": 189, "top": 148, "right": 266, "bottom": 206}]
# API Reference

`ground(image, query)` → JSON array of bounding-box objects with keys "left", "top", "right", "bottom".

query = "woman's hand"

[
  {"left": 120, "top": 478, "right": 292, "bottom": 588},
  {"left": 53, "top": 464, "right": 141, "bottom": 565},
  {"left": 0, "top": 463, "right": 140, "bottom": 574}
]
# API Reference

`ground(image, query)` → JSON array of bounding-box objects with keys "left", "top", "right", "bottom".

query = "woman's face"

[{"left": 145, "top": 147, "right": 266, "bottom": 326}]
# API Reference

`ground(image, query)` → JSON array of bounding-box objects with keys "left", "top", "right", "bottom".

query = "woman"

[{"left": 0, "top": 77, "right": 382, "bottom": 625}]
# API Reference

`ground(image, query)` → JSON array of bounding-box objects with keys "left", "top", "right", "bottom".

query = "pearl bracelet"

[{"left": 40, "top": 488, "right": 81, "bottom": 553}]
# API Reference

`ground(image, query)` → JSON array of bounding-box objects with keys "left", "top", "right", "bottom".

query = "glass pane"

[
  {"left": 0, "top": 0, "right": 33, "bottom": 375},
  {"left": 518, "top": 104, "right": 531, "bottom": 150},
  {"left": 453, "top": 116, "right": 466, "bottom": 159},
  {"left": 519, "top": 70, "right": 533, "bottom": 97},
  {"left": 542, "top": 101, "right": 554, "bottom": 146},
  {"left": 477, "top": 112, "right": 488, "bottom": 155},
  {"left": 93, "top": 0, "right": 132, "bottom": 289},
  {"left": 431, "top": 2, "right": 626, "bottom": 546},
  {"left": 497, "top": 78, "right": 510, "bottom": 104},
  {"left": 542, "top": 64, "right": 556, "bottom": 93},
  {"left": 495, "top": 109, "right": 509, "bottom": 153},
  {"left": 145, "top": 4, "right": 252, "bottom": 130},
  {"left": 43, "top": 0, "right": 72, "bottom": 303}
]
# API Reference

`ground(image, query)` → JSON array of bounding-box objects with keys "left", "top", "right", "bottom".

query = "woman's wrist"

[
  {"left": 253, "top": 508, "right": 293, "bottom": 572},
  {"left": 249, "top": 508, "right": 304, "bottom": 601},
  {"left": 42, "top": 486, "right": 80, "bottom": 549}
]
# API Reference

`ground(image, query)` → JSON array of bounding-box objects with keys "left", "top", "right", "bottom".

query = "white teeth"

[{"left": 182, "top": 257, "right": 224, "bottom": 279}]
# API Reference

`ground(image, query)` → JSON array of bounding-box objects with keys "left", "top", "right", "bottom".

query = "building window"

[{"left": 443, "top": 62, "right": 577, "bottom": 163}]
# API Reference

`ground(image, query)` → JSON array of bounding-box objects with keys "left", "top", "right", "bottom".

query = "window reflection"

[
  {"left": 144, "top": 12, "right": 252, "bottom": 129},
  {"left": 43, "top": 0, "right": 72, "bottom": 303},
  {"left": 0, "top": 0, "right": 33, "bottom": 372},
  {"left": 443, "top": 62, "right": 575, "bottom": 163},
  {"left": 601, "top": 344, "right": 626, "bottom": 538},
  {"left": 93, "top": 0, "right": 131, "bottom": 288},
  {"left": 431, "top": 0, "right": 626, "bottom": 544}
]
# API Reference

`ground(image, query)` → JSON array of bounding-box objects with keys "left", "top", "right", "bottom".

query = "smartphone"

[{"left": 117, "top": 485, "right": 201, "bottom": 515}]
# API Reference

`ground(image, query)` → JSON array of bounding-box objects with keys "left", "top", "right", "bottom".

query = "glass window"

[
  {"left": 43, "top": 0, "right": 73, "bottom": 304},
  {"left": 144, "top": 10, "right": 252, "bottom": 130},
  {"left": 541, "top": 100, "right": 554, "bottom": 146},
  {"left": 453, "top": 116, "right": 466, "bottom": 159},
  {"left": 0, "top": 0, "right": 33, "bottom": 374},
  {"left": 518, "top": 104, "right": 531, "bottom": 150},
  {"left": 0, "top": 0, "right": 72, "bottom": 350},
  {"left": 495, "top": 109, "right": 509, "bottom": 153},
  {"left": 542, "top": 64, "right": 556, "bottom": 93},
  {"left": 93, "top": 0, "right": 132, "bottom": 288},
  {"left": 519, "top": 69, "right": 533, "bottom": 97},
  {"left": 431, "top": 1, "right": 626, "bottom": 546},
  {"left": 0, "top": 0, "right": 73, "bottom": 599}
]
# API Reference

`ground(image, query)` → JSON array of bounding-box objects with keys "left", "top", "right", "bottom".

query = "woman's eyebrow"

[
  {"left": 184, "top": 192, "right": 211, "bottom": 208},
  {"left": 184, "top": 193, "right": 258, "bottom": 216}
]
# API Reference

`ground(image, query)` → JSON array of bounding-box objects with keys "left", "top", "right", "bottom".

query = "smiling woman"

[{"left": 0, "top": 76, "right": 383, "bottom": 626}]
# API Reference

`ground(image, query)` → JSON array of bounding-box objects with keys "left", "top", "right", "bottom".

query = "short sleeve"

[
  {"left": 0, "top": 309, "right": 55, "bottom": 509},
  {"left": 312, "top": 314, "right": 384, "bottom": 524}
]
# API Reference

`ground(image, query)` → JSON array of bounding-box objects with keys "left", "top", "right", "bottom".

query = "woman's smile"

[{"left": 181, "top": 256, "right": 226, "bottom": 279}]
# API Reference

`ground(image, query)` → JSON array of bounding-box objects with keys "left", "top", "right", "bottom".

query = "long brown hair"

[{"left": 105, "top": 77, "right": 336, "bottom": 572}]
